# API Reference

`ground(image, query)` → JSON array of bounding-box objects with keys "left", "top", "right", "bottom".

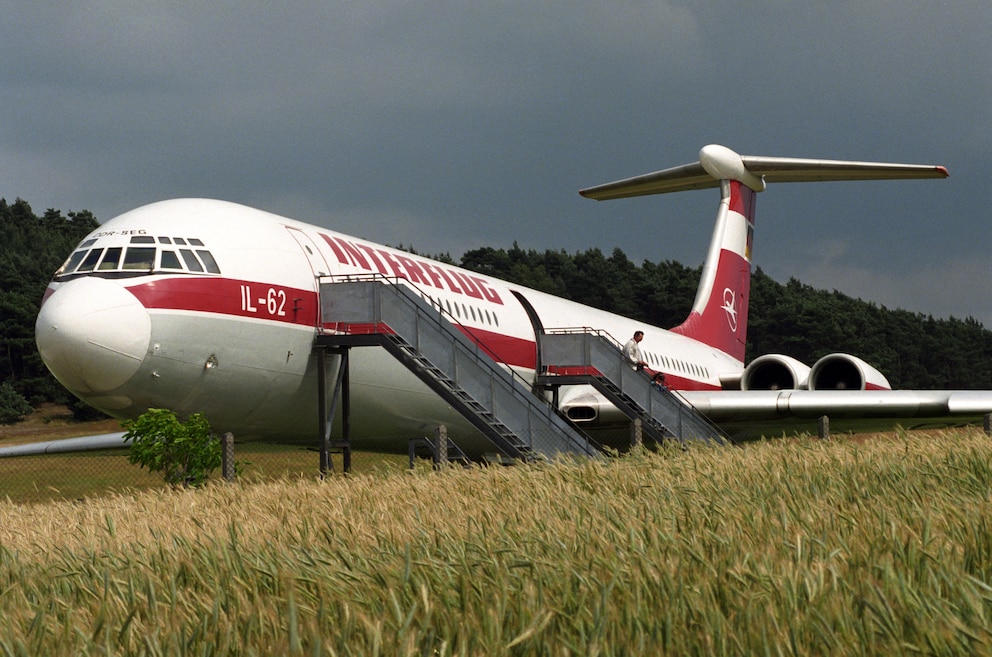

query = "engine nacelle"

[
  {"left": 808, "top": 353, "right": 891, "bottom": 391},
  {"left": 741, "top": 355, "right": 811, "bottom": 390}
]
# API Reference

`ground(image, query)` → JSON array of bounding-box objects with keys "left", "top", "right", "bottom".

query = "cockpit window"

[
  {"left": 196, "top": 250, "right": 220, "bottom": 274},
  {"left": 77, "top": 248, "right": 104, "bottom": 272},
  {"left": 160, "top": 250, "right": 183, "bottom": 269},
  {"left": 98, "top": 247, "right": 123, "bottom": 270},
  {"left": 122, "top": 247, "right": 156, "bottom": 270},
  {"left": 179, "top": 249, "right": 204, "bottom": 272},
  {"left": 54, "top": 235, "right": 222, "bottom": 281},
  {"left": 58, "top": 250, "right": 88, "bottom": 276}
]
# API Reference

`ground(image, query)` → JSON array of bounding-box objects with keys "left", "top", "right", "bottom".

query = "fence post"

[
  {"left": 436, "top": 425, "right": 448, "bottom": 468},
  {"left": 818, "top": 415, "right": 830, "bottom": 440},
  {"left": 984, "top": 413, "right": 992, "bottom": 437},
  {"left": 222, "top": 432, "right": 235, "bottom": 481},
  {"left": 630, "top": 418, "right": 642, "bottom": 449}
]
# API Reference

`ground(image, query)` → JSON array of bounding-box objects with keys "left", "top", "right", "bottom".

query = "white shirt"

[{"left": 623, "top": 338, "right": 643, "bottom": 369}]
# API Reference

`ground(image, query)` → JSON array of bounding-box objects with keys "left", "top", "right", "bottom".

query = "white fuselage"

[{"left": 36, "top": 199, "right": 740, "bottom": 451}]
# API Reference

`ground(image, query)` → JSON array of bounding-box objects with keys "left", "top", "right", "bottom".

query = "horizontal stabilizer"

[{"left": 580, "top": 144, "right": 949, "bottom": 200}]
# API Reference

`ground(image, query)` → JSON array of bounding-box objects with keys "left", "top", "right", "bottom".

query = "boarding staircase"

[
  {"left": 535, "top": 329, "right": 727, "bottom": 445},
  {"left": 315, "top": 276, "right": 600, "bottom": 461}
]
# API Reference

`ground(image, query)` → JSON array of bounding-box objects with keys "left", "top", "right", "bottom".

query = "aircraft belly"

[
  {"left": 323, "top": 348, "right": 503, "bottom": 454},
  {"left": 93, "top": 312, "right": 504, "bottom": 453},
  {"left": 93, "top": 312, "right": 316, "bottom": 434}
]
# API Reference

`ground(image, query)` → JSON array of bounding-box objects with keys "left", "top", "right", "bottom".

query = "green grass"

[
  {"left": 0, "top": 443, "right": 410, "bottom": 504},
  {"left": 1, "top": 429, "right": 992, "bottom": 655}
]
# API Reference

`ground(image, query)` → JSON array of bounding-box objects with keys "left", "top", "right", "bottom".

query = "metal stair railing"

[
  {"left": 536, "top": 328, "right": 727, "bottom": 445},
  {"left": 317, "top": 276, "right": 601, "bottom": 460}
]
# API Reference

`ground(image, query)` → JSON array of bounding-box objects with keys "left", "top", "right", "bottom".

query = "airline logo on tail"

[{"left": 721, "top": 289, "right": 738, "bottom": 332}]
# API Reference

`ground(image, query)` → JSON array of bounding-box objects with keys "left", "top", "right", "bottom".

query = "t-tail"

[{"left": 580, "top": 144, "right": 948, "bottom": 364}]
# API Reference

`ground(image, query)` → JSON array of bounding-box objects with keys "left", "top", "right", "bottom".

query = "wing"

[
  {"left": 0, "top": 432, "right": 128, "bottom": 457},
  {"left": 685, "top": 389, "right": 992, "bottom": 439},
  {"left": 560, "top": 386, "right": 992, "bottom": 440}
]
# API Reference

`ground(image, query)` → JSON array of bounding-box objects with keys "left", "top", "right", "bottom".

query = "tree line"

[
  {"left": 2, "top": 199, "right": 991, "bottom": 422},
  {"left": 456, "top": 244, "right": 992, "bottom": 390},
  {"left": 1, "top": 198, "right": 100, "bottom": 421}
]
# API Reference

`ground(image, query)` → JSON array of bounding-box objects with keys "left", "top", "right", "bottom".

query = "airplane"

[{"left": 16, "top": 144, "right": 992, "bottom": 460}]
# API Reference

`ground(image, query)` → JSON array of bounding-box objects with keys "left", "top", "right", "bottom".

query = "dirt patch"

[{"left": 0, "top": 404, "right": 122, "bottom": 446}]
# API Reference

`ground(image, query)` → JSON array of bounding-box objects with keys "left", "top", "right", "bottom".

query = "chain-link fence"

[
  {"left": 0, "top": 442, "right": 412, "bottom": 504},
  {"left": 0, "top": 423, "right": 652, "bottom": 504}
]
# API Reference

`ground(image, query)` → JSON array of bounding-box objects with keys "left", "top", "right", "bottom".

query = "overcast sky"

[{"left": 3, "top": 2, "right": 990, "bottom": 326}]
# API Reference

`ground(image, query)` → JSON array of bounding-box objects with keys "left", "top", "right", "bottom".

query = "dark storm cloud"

[{"left": 2, "top": 1, "right": 989, "bottom": 324}]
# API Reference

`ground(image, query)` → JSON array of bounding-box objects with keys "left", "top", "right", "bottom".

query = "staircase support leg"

[
  {"left": 340, "top": 350, "right": 352, "bottom": 473},
  {"left": 317, "top": 346, "right": 331, "bottom": 475},
  {"left": 317, "top": 346, "right": 350, "bottom": 475}
]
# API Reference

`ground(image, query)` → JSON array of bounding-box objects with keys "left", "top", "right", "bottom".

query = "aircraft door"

[
  {"left": 286, "top": 227, "right": 331, "bottom": 278},
  {"left": 510, "top": 290, "right": 544, "bottom": 368}
]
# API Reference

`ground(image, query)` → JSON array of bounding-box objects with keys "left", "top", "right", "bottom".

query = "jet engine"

[
  {"left": 808, "top": 353, "right": 891, "bottom": 391},
  {"left": 741, "top": 353, "right": 890, "bottom": 391},
  {"left": 740, "top": 355, "right": 811, "bottom": 390}
]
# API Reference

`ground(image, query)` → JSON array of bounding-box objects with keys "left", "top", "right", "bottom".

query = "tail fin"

[
  {"left": 670, "top": 179, "right": 754, "bottom": 362},
  {"left": 580, "top": 144, "right": 948, "bottom": 363}
]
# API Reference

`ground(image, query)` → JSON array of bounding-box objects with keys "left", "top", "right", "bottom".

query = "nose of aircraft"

[{"left": 35, "top": 277, "right": 152, "bottom": 395}]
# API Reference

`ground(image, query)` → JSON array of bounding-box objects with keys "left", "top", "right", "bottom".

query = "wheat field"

[{"left": 1, "top": 429, "right": 992, "bottom": 655}]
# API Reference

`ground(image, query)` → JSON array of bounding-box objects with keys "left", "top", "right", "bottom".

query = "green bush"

[
  {"left": 0, "top": 380, "right": 32, "bottom": 424},
  {"left": 122, "top": 408, "right": 221, "bottom": 488}
]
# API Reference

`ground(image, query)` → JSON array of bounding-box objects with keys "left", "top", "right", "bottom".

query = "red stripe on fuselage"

[
  {"left": 121, "top": 276, "right": 539, "bottom": 369},
  {"left": 324, "top": 320, "right": 537, "bottom": 370},
  {"left": 125, "top": 277, "right": 319, "bottom": 326}
]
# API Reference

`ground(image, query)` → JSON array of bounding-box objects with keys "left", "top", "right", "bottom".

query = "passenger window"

[
  {"left": 196, "top": 250, "right": 221, "bottom": 273},
  {"left": 98, "top": 247, "right": 123, "bottom": 270},
  {"left": 160, "top": 250, "right": 183, "bottom": 269},
  {"left": 122, "top": 247, "right": 156, "bottom": 270},
  {"left": 77, "top": 248, "right": 104, "bottom": 272},
  {"left": 179, "top": 249, "right": 204, "bottom": 272}
]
